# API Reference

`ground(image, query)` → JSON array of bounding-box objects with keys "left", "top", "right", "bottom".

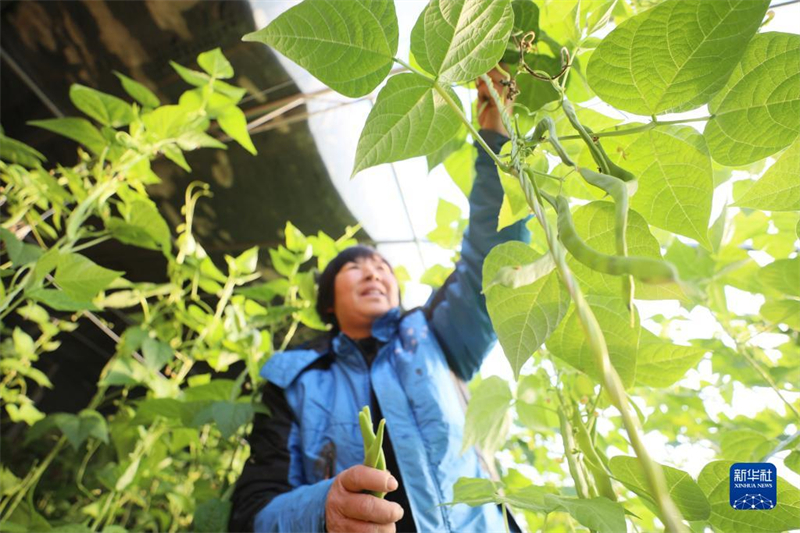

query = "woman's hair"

[{"left": 315, "top": 245, "right": 394, "bottom": 326}]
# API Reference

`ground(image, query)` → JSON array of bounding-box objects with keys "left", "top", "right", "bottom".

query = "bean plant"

[
  {"left": 246, "top": 0, "right": 800, "bottom": 532},
  {"left": 0, "top": 49, "right": 359, "bottom": 530}
]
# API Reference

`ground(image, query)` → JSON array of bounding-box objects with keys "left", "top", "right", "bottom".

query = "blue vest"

[{"left": 257, "top": 308, "right": 507, "bottom": 532}]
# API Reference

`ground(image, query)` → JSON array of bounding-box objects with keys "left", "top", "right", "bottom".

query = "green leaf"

[
  {"left": 284, "top": 221, "right": 308, "bottom": 253},
  {"left": 0, "top": 467, "right": 21, "bottom": 496},
  {"left": 427, "top": 126, "right": 467, "bottom": 171},
  {"left": 411, "top": 0, "right": 513, "bottom": 83},
  {"left": 132, "top": 398, "right": 208, "bottom": 426},
  {"left": 786, "top": 451, "right": 800, "bottom": 476},
  {"left": 12, "top": 328, "right": 35, "bottom": 358},
  {"left": 664, "top": 239, "right": 715, "bottom": 283},
  {"left": 609, "top": 456, "right": 710, "bottom": 521},
  {"left": 54, "top": 252, "right": 124, "bottom": 302},
  {"left": 0, "top": 132, "right": 46, "bottom": 167},
  {"left": 169, "top": 62, "right": 247, "bottom": 102},
  {"left": 5, "top": 403, "right": 45, "bottom": 426},
  {"left": 31, "top": 249, "right": 61, "bottom": 284},
  {"left": 636, "top": 330, "right": 706, "bottom": 388},
  {"left": 162, "top": 144, "right": 191, "bottom": 172},
  {"left": 243, "top": 0, "right": 398, "bottom": 98},
  {"left": 451, "top": 477, "right": 499, "bottom": 506},
  {"left": 462, "top": 376, "right": 513, "bottom": 456},
  {"left": 142, "top": 104, "right": 201, "bottom": 140},
  {"left": 548, "top": 295, "right": 639, "bottom": 388},
  {"left": 0, "top": 228, "right": 42, "bottom": 267},
  {"left": 197, "top": 48, "right": 234, "bottom": 79},
  {"left": 625, "top": 126, "right": 712, "bottom": 247},
  {"left": 566, "top": 202, "right": 685, "bottom": 301},
  {"left": 183, "top": 380, "right": 237, "bottom": 402},
  {"left": 193, "top": 498, "right": 232, "bottom": 533},
  {"left": 142, "top": 337, "right": 173, "bottom": 371},
  {"left": 735, "top": 139, "right": 800, "bottom": 211},
  {"left": 444, "top": 141, "right": 477, "bottom": 198},
  {"left": 193, "top": 401, "right": 254, "bottom": 439},
  {"left": 503, "top": 485, "right": 559, "bottom": 514},
  {"left": 217, "top": 105, "right": 257, "bottom": 155},
  {"left": 176, "top": 129, "right": 226, "bottom": 151},
  {"left": 514, "top": 55, "right": 563, "bottom": 113},
  {"left": 54, "top": 409, "right": 109, "bottom": 450},
  {"left": 69, "top": 84, "right": 134, "bottom": 127},
  {"left": 27, "top": 288, "right": 99, "bottom": 312},
  {"left": 515, "top": 373, "right": 559, "bottom": 431},
  {"left": 760, "top": 300, "right": 800, "bottom": 330},
  {"left": 511, "top": 0, "right": 539, "bottom": 37},
  {"left": 706, "top": 32, "right": 800, "bottom": 166},
  {"left": 28, "top": 118, "right": 108, "bottom": 155},
  {"left": 720, "top": 429, "right": 772, "bottom": 462},
  {"left": 419, "top": 264, "right": 453, "bottom": 289},
  {"left": 108, "top": 200, "right": 172, "bottom": 253},
  {"left": 483, "top": 242, "right": 570, "bottom": 378},
  {"left": 114, "top": 71, "right": 160, "bottom": 108},
  {"left": 353, "top": 73, "right": 461, "bottom": 176},
  {"left": 698, "top": 460, "right": 800, "bottom": 533},
  {"left": 427, "top": 199, "right": 466, "bottom": 250},
  {"left": 17, "top": 303, "right": 49, "bottom": 325},
  {"left": 228, "top": 246, "right": 260, "bottom": 275},
  {"left": 587, "top": 0, "right": 769, "bottom": 115},
  {"left": 759, "top": 258, "right": 800, "bottom": 297},
  {"left": 550, "top": 496, "right": 627, "bottom": 533}
]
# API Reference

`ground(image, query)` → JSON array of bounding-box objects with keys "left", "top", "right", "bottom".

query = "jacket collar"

[
  {"left": 371, "top": 306, "right": 402, "bottom": 342},
  {"left": 331, "top": 307, "right": 401, "bottom": 365}
]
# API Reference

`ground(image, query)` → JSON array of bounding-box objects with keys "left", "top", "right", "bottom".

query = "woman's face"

[{"left": 332, "top": 254, "right": 400, "bottom": 335}]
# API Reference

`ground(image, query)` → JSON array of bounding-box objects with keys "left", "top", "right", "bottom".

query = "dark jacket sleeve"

[
  {"left": 426, "top": 129, "right": 531, "bottom": 381},
  {"left": 229, "top": 382, "right": 333, "bottom": 533},
  {"left": 229, "top": 382, "right": 294, "bottom": 532}
]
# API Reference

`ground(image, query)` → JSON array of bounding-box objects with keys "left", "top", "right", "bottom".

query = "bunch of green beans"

[
  {"left": 358, "top": 406, "right": 387, "bottom": 498},
  {"left": 525, "top": 99, "right": 679, "bottom": 298}
]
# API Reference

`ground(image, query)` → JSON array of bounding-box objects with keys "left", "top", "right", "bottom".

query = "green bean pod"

[
  {"left": 572, "top": 408, "right": 616, "bottom": 502},
  {"left": 359, "top": 407, "right": 375, "bottom": 455},
  {"left": 541, "top": 192, "right": 678, "bottom": 284},
  {"left": 562, "top": 99, "right": 610, "bottom": 175},
  {"left": 531, "top": 117, "right": 575, "bottom": 167},
  {"left": 365, "top": 419, "right": 385, "bottom": 468},
  {"left": 358, "top": 406, "right": 388, "bottom": 498},
  {"left": 583, "top": 126, "right": 636, "bottom": 183},
  {"left": 577, "top": 167, "right": 636, "bottom": 312}
]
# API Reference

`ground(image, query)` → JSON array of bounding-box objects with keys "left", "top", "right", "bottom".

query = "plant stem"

[
  {"left": 556, "top": 399, "right": 590, "bottom": 499},
  {"left": 740, "top": 346, "right": 800, "bottom": 423},
  {"left": 762, "top": 428, "right": 800, "bottom": 461},
  {"left": 502, "top": 502, "right": 511, "bottom": 533},
  {"left": 393, "top": 57, "right": 434, "bottom": 81},
  {"left": 432, "top": 82, "right": 510, "bottom": 173},
  {"left": 279, "top": 319, "right": 301, "bottom": 352},
  {"left": 557, "top": 116, "right": 712, "bottom": 142},
  {"left": 76, "top": 439, "right": 102, "bottom": 498},
  {"left": 91, "top": 491, "right": 117, "bottom": 532},
  {"left": 716, "top": 320, "right": 800, "bottom": 424},
  {"left": 71, "top": 234, "right": 112, "bottom": 253}
]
